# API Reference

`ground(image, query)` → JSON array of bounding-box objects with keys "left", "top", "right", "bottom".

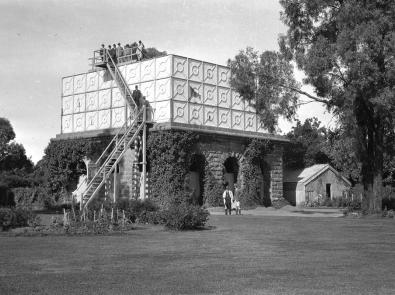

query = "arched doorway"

[
  {"left": 187, "top": 154, "right": 206, "bottom": 205},
  {"left": 223, "top": 156, "right": 239, "bottom": 192}
]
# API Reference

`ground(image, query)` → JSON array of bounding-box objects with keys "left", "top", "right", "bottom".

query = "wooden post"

[
  {"left": 113, "top": 164, "right": 117, "bottom": 203},
  {"left": 142, "top": 106, "right": 147, "bottom": 200}
]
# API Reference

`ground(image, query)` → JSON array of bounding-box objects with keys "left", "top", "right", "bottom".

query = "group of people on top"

[{"left": 99, "top": 40, "right": 145, "bottom": 64}]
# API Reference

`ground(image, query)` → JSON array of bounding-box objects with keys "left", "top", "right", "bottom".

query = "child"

[{"left": 233, "top": 183, "right": 241, "bottom": 215}]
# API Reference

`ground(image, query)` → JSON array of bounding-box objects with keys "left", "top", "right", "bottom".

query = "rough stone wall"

[
  {"left": 118, "top": 148, "right": 136, "bottom": 201},
  {"left": 264, "top": 145, "right": 284, "bottom": 202}
]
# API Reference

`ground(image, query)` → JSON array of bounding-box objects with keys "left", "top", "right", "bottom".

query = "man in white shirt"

[{"left": 222, "top": 184, "right": 233, "bottom": 215}]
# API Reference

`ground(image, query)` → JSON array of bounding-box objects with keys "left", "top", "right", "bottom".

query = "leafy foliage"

[
  {"left": 279, "top": 0, "right": 395, "bottom": 212},
  {"left": 203, "top": 168, "right": 223, "bottom": 206},
  {"left": 228, "top": 48, "right": 299, "bottom": 132},
  {"left": 147, "top": 130, "right": 199, "bottom": 208},
  {"left": 0, "top": 207, "right": 37, "bottom": 231},
  {"left": 162, "top": 202, "right": 209, "bottom": 230}
]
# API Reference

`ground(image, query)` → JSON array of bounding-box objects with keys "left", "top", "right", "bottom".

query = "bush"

[
  {"left": 162, "top": 203, "right": 209, "bottom": 230},
  {"left": 0, "top": 207, "right": 38, "bottom": 231},
  {"left": 117, "top": 199, "right": 159, "bottom": 223},
  {"left": 0, "top": 208, "right": 14, "bottom": 231}
]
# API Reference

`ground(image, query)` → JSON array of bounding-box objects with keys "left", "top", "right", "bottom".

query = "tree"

[
  {"left": 284, "top": 118, "right": 331, "bottom": 169},
  {"left": 144, "top": 47, "right": 167, "bottom": 59},
  {"left": 229, "top": 1, "right": 395, "bottom": 213},
  {"left": 228, "top": 48, "right": 299, "bottom": 132},
  {"left": 0, "top": 118, "right": 16, "bottom": 161}
]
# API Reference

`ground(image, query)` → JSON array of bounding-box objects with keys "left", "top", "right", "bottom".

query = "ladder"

[{"left": 81, "top": 50, "right": 148, "bottom": 210}]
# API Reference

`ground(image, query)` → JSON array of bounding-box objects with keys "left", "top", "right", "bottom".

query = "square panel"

[
  {"left": 98, "top": 89, "right": 111, "bottom": 110},
  {"left": 231, "top": 110, "right": 244, "bottom": 131},
  {"left": 154, "top": 100, "right": 171, "bottom": 123},
  {"left": 125, "top": 62, "right": 141, "bottom": 85},
  {"left": 245, "top": 113, "right": 256, "bottom": 132},
  {"left": 62, "top": 115, "right": 73, "bottom": 133},
  {"left": 189, "top": 103, "right": 203, "bottom": 125},
  {"left": 62, "top": 76, "right": 73, "bottom": 96},
  {"left": 62, "top": 96, "right": 73, "bottom": 115},
  {"left": 218, "top": 108, "right": 231, "bottom": 129},
  {"left": 173, "top": 101, "right": 188, "bottom": 124},
  {"left": 203, "top": 84, "right": 217, "bottom": 106},
  {"left": 98, "top": 109, "right": 111, "bottom": 129},
  {"left": 203, "top": 62, "right": 217, "bottom": 85},
  {"left": 73, "top": 113, "right": 85, "bottom": 132},
  {"left": 218, "top": 66, "right": 230, "bottom": 88},
  {"left": 155, "top": 78, "right": 171, "bottom": 102},
  {"left": 86, "top": 91, "right": 99, "bottom": 111},
  {"left": 73, "top": 94, "right": 85, "bottom": 113},
  {"left": 86, "top": 72, "right": 99, "bottom": 92},
  {"left": 98, "top": 70, "right": 114, "bottom": 89},
  {"left": 112, "top": 88, "right": 125, "bottom": 108},
  {"left": 245, "top": 102, "right": 255, "bottom": 112},
  {"left": 188, "top": 81, "right": 203, "bottom": 104},
  {"left": 218, "top": 87, "right": 231, "bottom": 108},
  {"left": 85, "top": 111, "right": 99, "bottom": 131},
  {"left": 231, "top": 90, "right": 244, "bottom": 111},
  {"left": 188, "top": 59, "right": 203, "bottom": 82},
  {"left": 172, "top": 78, "right": 188, "bottom": 101},
  {"left": 140, "top": 59, "right": 155, "bottom": 82},
  {"left": 73, "top": 74, "right": 86, "bottom": 94},
  {"left": 111, "top": 107, "right": 126, "bottom": 128},
  {"left": 172, "top": 56, "right": 188, "bottom": 79},
  {"left": 204, "top": 106, "right": 218, "bottom": 127},
  {"left": 156, "top": 55, "right": 172, "bottom": 79},
  {"left": 140, "top": 81, "right": 155, "bottom": 103}
]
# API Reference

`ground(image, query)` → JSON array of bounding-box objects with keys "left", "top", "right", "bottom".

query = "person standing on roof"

[
  {"left": 110, "top": 44, "right": 117, "bottom": 63},
  {"left": 99, "top": 44, "right": 106, "bottom": 61},
  {"left": 137, "top": 40, "right": 145, "bottom": 61},
  {"left": 116, "top": 43, "right": 124, "bottom": 63},
  {"left": 124, "top": 44, "right": 131, "bottom": 62}
]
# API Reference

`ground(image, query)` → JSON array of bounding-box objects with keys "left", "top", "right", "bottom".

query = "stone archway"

[
  {"left": 187, "top": 154, "right": 206, "bottom": 205},
  {"left": 223, "top": 156, "right": 240, "bottom": 193}
]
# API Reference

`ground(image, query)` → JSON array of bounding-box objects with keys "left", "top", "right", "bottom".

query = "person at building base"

[
  {"left": 223, "top": 184, "right": 233, "bottom": 215},
  {"left": 233, "top": 183, "right": 241, "bottom": 215}
]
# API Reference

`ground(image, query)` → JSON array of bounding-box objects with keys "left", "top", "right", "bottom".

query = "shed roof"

[{"left": 284, "top": 164, "right": 351, "bottom": 186}]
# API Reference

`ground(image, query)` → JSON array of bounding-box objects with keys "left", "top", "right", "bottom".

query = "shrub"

[
  {"left": 162, "top": 202, "right": 209, "bottom": 230},
  {"left": 0, "top": 208, "right": 15, "bottom": 231},
  {"left": 203, "top": 170, "right": 223, "bottom": 207},
  {"left": 0, "top": 207, "right": 38, "bottom": 230}
]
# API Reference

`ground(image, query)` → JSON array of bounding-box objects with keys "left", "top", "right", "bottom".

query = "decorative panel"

[
  {"left": 140, "top": 81, "right": 155, "bottom": 103},
  {"left": 98, "top": 109, "right": 111, "bottom": 129},
  {"left": 155, "top": 78, "right": 171, "bottom": 102},
  {"left": 188, "top": 59, "right": 203, "bottom": 82},
  {"left": 231, "top": 90, "right": 244, "bottom": 111},
  {"left": 98, "top": 70, "right": 113, "bottom": 89},
  {"left": 62, "top": 115, "right": 73, "bottom": 133},
  {"left": 257, "top": 117, "right": 268, "bottom": 133},
  {"left": 86, "top": 72, "right": 99, "bottom": 92},
  {"left": 203, "top": 62, "right": 217, "bottom": 85},
  {"left": 218, "top": 87, "right": 231, "bottom": 108},
  {"left": 73, "top": 94, "right": 85, "bottom": 113},
  {"left": 98, "top": 89, "right": 111, "bottom": 110},
  {"left": 140, "top": 59, "right": 155, "bottom": 82},
  {"left": 203, "top": 106, "right": 217, "bottom": 127},
  {"left": 156, "top": 56, "right": 171, "bottom": 79},
  {"left": 245, "top": 113, "right": 256, "bottom": 132},
  {"left": 173, "top": 101, "right": 188, "bottom": 124},
  {"left": 86, "top": 111, "right": 98, "bottom": 131},
  {"left": 203, "top": 84, "right": 217, "bottom": 106},
  {"left": 118, "top": 65, "right": 126, "bottom": 80},
  {"left": 73, "top": 74, "right": 86, "bottom": 94},
  {"left": 112, "top": 88, "right": 125, "bottom": 108},
  {"left": 188, "top": 81, "right": 203, "bottom": 104},
  {"left": 189, "top": 104, "right": 203, "bottom": 125},
  {"left": 231, "top": 110, "right": 244, "bottom": 131},
  {"left": 125, "top": 63, "right": 140, "bottom": 85},
  {"left": 73, "top": 113, "right": 85, "bottom": 132},
  {"left": 62, "top": 96, "right": 73, "bottom": 115},
  {"left": 111, "top": 107, "right": 125, "bottom": 128},
  {"left": 86, "top": 92, "right": 99, "bottom": 111},
  {"left": 173, "top": 78, "right": 188, "bottom": 101},
  {"left": 218, "top": 108, "right": 231, "bottom": 129},
  {"left": 154, "top": 100, "right": 171, "bottom": 123},
  {"left": 62, "top": 77, "right": 73, "bottom": 96},
  {"left": 217, "top": 66, "right": 230, "bottom": 88},
  {"left": 172, "top": 56, "right": 187, "bottom": 79}
]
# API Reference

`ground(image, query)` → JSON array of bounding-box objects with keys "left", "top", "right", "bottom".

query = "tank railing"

[{"left": 90, "top": 45, "right": 145, "bottom": 68}]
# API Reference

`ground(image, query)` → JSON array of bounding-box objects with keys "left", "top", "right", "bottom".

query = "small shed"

[{"left": 283, "top": 164, "right": 351, "bottom": 206}]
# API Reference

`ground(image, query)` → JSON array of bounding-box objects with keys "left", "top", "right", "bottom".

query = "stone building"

[
  {"left": 57, "top": 53, "right": 288, "bottom": 206},
  {"left": 283, "top": 164, "right": 352, "bottom": 206}
]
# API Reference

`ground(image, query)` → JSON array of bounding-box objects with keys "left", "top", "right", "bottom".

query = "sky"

[{"left": 0, "top": 0, "right": 333, "bottom": 163}]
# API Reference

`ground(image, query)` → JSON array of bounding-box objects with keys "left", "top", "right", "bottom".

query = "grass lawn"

[{"left": 0, "top": 215, "right": 395, "bottom": 294}]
